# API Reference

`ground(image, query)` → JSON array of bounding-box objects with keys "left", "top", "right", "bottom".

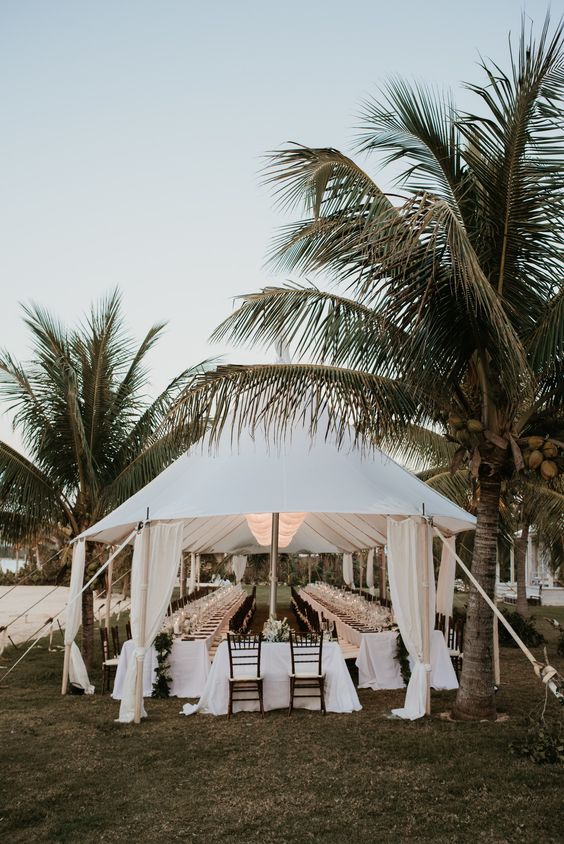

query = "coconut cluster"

[
  {"left": 448, "top": 414, "right": 484, "bottom": 447},
  {"left": 447, "top": 414, "right": 563, "bottom": 480},
  {"left": 522, "top": 436, "right": 562, "bottom": 480}
]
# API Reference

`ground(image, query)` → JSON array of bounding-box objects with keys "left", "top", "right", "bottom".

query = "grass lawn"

[{"left": 0, "top": 587, "right": 563, "bottom": 843}]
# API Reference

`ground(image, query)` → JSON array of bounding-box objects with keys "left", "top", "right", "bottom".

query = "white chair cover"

[
  {"left": 118, "top": 522, "right": 184, "bottom": 723},
  {"left": 366, "top": 548, "right": 375, "bottom": 595},
  {"left": 387, "top": 517, "right": 435, "bottom": 720},
  {"left": 436, "top": 535, "right": 456, "bottom": 625},
  {"left": 64, "top": 539, "right": 94, "bottom": 694},
  {"left": 342, "top": 553, "right": 355, "bottom": 588},
  {"left": 231, "top": 555, "right": 247, "bottom": 584}
]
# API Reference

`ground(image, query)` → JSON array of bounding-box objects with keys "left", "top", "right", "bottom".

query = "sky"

[{"left": 0, "top": 0, "right": 555, "bottom": 449}]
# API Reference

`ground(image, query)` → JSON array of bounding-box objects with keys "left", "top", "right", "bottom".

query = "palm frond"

[
  {"left": 358, "top": 79, "right": 465, "bottom": 208},
  {"left": 380, "top": 424, "right": 458, "bottom": 472},
  {"left": 0, "top": 441, "right": 69, "bottom": 540},
  {"left": 211, "top": 284, "right": 406, "bottom": 374},
  {"left": 171, "top": 362, "right": 420, "bottom": 448}
]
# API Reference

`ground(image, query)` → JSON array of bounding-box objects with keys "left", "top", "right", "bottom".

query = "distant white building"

[{"left": 496, "top": 529, "right": 564, "bottom": 606}]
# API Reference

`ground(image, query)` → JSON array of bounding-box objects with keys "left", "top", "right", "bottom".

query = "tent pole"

[
  {"left": 379, "top": 546, "right": 387, "bottom": 602},
  {"left": 105, "top": 552, "right": 114, "bottom": 631},
  {"left": 422, "top": 520, "right": 432, "bottom": 716},
  {"left": 269, "top": 513, "right": 279, "bottom": 618},
  {"left": 134, "top": 522, "right": 151, "bottom": 725}
]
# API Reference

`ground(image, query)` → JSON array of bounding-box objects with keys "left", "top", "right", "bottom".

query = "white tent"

[
  {"left": 80, "top": 424, "right": 474, "bottom": 548},
  {"left": 67, "top": 422, "right": 475, "bottom": 723}
]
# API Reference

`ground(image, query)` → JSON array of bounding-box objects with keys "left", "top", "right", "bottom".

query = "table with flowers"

[
  {"left": 182, "top": 617, "right": 362, "bottom": 716},
  {"left": 300, "top": 584, "right": 457, "bottom": 691},
  {"left": 113, "top": 586, "right": 246, "bottom": 700}
]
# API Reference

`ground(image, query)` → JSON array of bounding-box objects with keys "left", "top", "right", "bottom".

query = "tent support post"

[
  {"left": 493, "top": 610, "right": 500, "bottom": 685},
  {"left": 61, "top": 643, "right": 71, "bottom": 695},
  {"left": 422, "top": 520, "right": 432, "bottom": 716},
  {"left": 269, "top": 513, "right": 279, "bottom": 618},
  {"left": 134, "top": 522, "right": 151, "bottom": 725}
]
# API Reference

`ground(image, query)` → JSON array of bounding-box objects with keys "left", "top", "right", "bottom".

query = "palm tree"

[
  {"left": 171, "top": 17, "right": 564, "bottom": 719},
  {"left": 383, "top": 426, "right": 564, "bottom": 618},
  {"left": 0, "top": 290, "right": 208, "bottom": 669}
]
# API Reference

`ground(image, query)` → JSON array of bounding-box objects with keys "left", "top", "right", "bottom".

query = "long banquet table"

[
  {"left": 181, "top": 640, "right": 362, "bottom": 716},
  {"left": 113, "top": 588, "right": 246, "bottom": 700},
  {"left": 300, "top": 587, "right": 458, "bottom": 691}
]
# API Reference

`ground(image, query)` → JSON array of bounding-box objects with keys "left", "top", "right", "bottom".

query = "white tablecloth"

[
  {"left": 113, "top": 637, "right": 211, "bottom": 699},
  {"left": 356, "top": 629, "right": 458, "bottom": 691},
  {"left": 356, "top": 632, "right": 405, "bottom": 690},
  {"left": 182, "top": 640, "right": 362, "bottom": 716},
  {"left": 113, "top": 589, "right": 246, "bottom": 700},
  {"left": 301, "top": 589, "right": 365, "bottom": 646}
]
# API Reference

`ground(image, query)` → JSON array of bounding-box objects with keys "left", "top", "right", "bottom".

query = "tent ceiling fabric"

[{"left": 80, "top": 423, "right": 476, "bottom": 550}]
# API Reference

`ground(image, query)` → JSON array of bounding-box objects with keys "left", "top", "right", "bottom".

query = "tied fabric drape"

[
  {"left": 195, "top": 553, "right": 201, "bottom": 585},
  {"left": 386, "top": 518, "right": 435, "bottom": 720},
  {"left": 118, "top": 522, "right": 184, "bottom": 723},
  {"left": 436, "top": 535, "right": 456, "bottom": 626},
  {"left": 342, "top": 553, "right": 355, "bottom": 588},
  {"left": 366, "top": 548, "right": 375, "bottom": 595},
  {"left": 189, "top": 552, "right": 196, "bottom": 594},
  {"left": 231, "top": 555, "right": 247, "bottom": 584},
  {"left": 64, "top": 539, "right": 94, "bottom": 694}
]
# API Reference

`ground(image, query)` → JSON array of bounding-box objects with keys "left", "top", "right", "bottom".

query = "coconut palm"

[
  {"left": 384, "top": 426, "right": 564, "bottom": 617},
  {"left": 171, "top": 17, "right": 564, "bottom": 719},
  {"left": 0, "top": 290, "right": 208, "bottom": 669}
]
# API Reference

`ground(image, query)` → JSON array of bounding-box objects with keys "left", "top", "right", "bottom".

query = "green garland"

[
  {"left": 396, "top": 632, "right": 411, "bottom": 686},
  {"left": 151, "top": 631, "right": 173, "bottom": 698}
]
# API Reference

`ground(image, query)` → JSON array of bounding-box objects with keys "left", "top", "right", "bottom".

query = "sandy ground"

[{"left": 0, "top": 586, "right": 129, "bottom": 648}]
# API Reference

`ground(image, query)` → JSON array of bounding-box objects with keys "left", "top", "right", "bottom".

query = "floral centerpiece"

[{"left": 262, "top": 617, "right": 290, "bottom": 642}]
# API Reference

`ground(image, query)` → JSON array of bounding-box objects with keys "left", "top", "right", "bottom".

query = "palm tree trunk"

[
  {"left": 81, "top": 588, "right": 94, "bottom": 673},
  {"left": 452, "top": 474, "right": 501, "bottom": 721},
  {"left": 515, "top": 523, "right": 529, "bottom": 617}
]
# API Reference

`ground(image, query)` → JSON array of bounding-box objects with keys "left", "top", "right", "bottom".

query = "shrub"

[
  {"left": 511, "top": 715, "right": 564, "bottom": 765},
  {"left": 498, "top": 609, "right": 545, "bottom": 648}
]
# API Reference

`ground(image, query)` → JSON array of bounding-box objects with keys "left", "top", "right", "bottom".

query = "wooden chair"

[
  {"left": 288, "top": 632, "right": 325, "bottom": 715},
  {"left": 111, "top": 625, "right": 121, "bottom": 657},
  {"left": 125, "top": 621, "right": 132, "bottom": 640},
  {"left": 99, "top": 627, "right": 119, "bottom": 695},
  {"left": 227, "top": 633, "right": 264, "bottom": 718}
]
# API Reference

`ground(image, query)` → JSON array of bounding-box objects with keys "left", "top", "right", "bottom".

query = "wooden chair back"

[
  {"left": 111, "top": 625, "right": 120, "bottom": 657},
  {"left": 227, "top": 633, "right": 262, "bottom": 680},
  {"left": 99, "top": 627, "right": 110, "bottom": 662},
  {"left": 289, "top": 631, "right": 323, "bottom": 676}
]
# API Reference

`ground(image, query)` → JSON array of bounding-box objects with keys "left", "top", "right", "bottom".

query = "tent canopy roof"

[{"left": 81, "top": 423, "right": 475, "bottom": 552}]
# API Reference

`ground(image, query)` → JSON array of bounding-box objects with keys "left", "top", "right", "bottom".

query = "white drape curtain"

[
  {"left": 342, "top": 553, "right": 355, "bottom": 588},
  {"left": 436, "top": 535, "right": 456, "bottom": 625},
  {"left": 118, "top": 522, "right": 184, "bottom": 723},
  {"left": 386, "top": 517, "right": 435, "bottom": 720},
  {"left": 64, "top": 539, "right": 94, "bottom": 694},
  {"left": 231, "top": 555, "right": 247, "bottom": 584},
  {"left": 366, "top": 548, "right": 375, "bottom": 595},
  {"left": 189, "top": 552, "right": 196, "bottom": 594}
]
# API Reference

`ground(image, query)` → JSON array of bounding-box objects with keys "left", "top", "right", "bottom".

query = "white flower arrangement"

[{"left": 262, "top": 616, "right": 290, "bottom": 642}]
